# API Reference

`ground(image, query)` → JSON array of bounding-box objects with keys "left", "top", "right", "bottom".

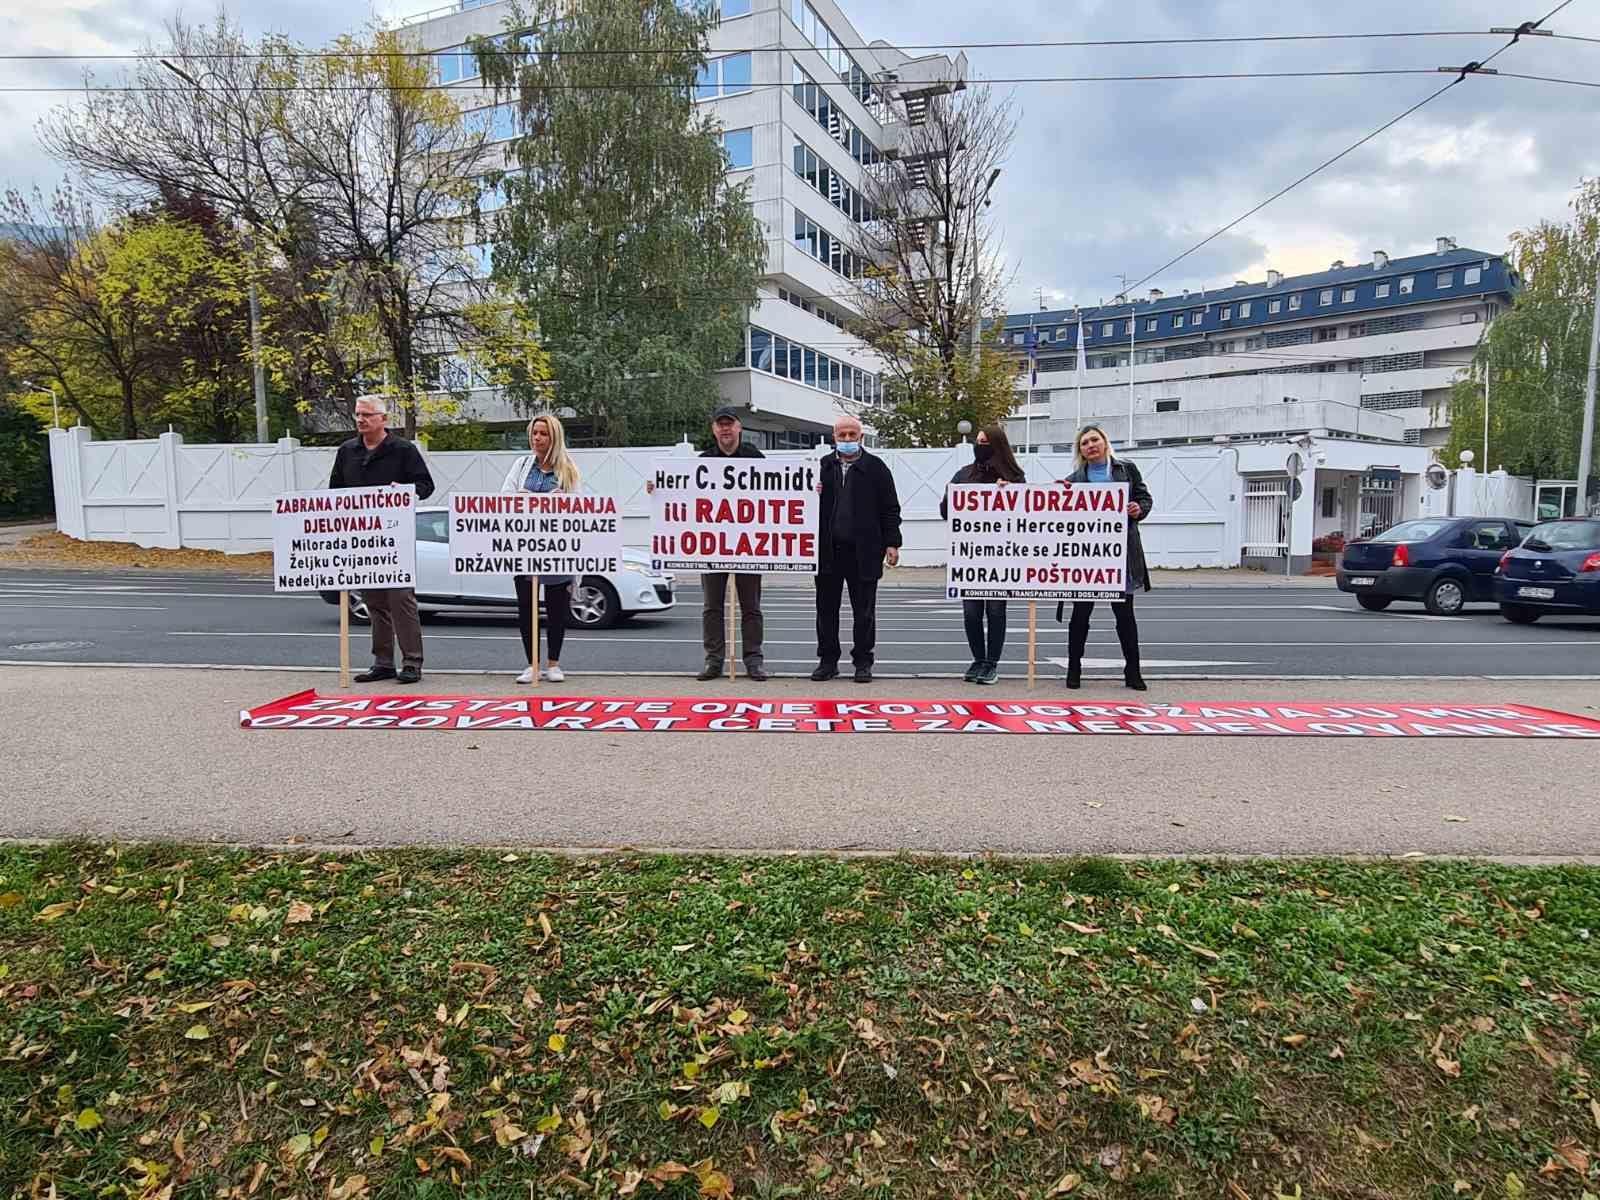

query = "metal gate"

[
  {"left": 1243, "top": 476, "right": 1291, "bottom": 557},
  {"left": 1359, "top": 473, "right": 1399, "bottom": 537}
]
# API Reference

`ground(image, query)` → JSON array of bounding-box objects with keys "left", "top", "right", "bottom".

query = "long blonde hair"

[
  {"left": 1074, "top": 423, "right": 1116, "bottom": 472},
  {"left": 528, "top": 412, "right": 581, "bottom": 492}
]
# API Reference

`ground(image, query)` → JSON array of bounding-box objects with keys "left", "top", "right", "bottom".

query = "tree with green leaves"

[
  {"left": 870, "top": 337, "right": 1020, "bottom": 448},
  {"left": 476, "top": 0, "right": 765, "bottom": 446},
  {"left": 1443, "top": 178, "right": 1599, "bottom": 480}
]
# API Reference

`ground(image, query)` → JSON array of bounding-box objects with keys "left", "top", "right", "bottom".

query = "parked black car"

[
  {"left": 1495, "top": 518, "right": 1600, "bottom": 623},
  {"left": 1336, "top": 516, "right": 1533, "bottom": 615}
]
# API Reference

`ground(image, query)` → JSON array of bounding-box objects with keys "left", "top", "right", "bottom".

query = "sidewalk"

[{"left": 3, "top": 664, "right": 1594, "bottom": 858}]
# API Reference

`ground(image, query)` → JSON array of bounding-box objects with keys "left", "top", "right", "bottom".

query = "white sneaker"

[
  {"left": 542, "top": 666, "right": 565, "bottom": 682},
  {"left": 515, "top": 667, "right": 535, "bottom": 685}
]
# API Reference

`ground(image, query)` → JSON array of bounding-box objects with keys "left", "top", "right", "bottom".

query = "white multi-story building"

[
  {"left": 999, "top": 240, "right": 1516, "bottom": 455},
  {"left": 404, "top": 0, "right": 965, "bottom": 448}
]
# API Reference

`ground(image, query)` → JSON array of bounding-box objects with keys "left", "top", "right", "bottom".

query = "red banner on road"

[{"left": 242, "top": 691, "right": 1600, "bottom": 738}]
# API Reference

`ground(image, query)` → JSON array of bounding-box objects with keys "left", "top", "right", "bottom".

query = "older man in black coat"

[{"left": 812, "top": 414, "right": 901, "bottom": 684}]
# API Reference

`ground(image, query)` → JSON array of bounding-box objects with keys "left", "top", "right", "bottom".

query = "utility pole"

[
  {"left": 161, "top": 58, "right": 269, "bottom": 444},
  {"left": 1580, "top": 254, "right": 1600, "bottom": 514}
]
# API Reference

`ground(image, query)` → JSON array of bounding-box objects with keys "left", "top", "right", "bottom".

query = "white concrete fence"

[{"left": 49, "top": 425, "right": 1279, "bottom": 569}]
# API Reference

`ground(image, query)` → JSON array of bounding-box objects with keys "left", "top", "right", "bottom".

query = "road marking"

[
  {"left": 1043, "top": 657, "right": 1259, "bottom": 669},
  {"left": 0, "top": 603, "right": 167, "bottom": 610},
  {"left": 1303, "top": 604, "right": 1460, "bottom": 622}
]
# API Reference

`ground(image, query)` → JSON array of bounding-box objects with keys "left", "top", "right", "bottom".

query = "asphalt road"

[
  {"left": 4, "top": 666, "right": 1598, "bottom": 858},
  {"left": 2, "top": 568, "right": 1599, "bottom": 680}
]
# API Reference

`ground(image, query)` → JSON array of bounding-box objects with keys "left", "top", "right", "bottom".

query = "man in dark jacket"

[
  {"left": 812, "top": 414, "right": 901, "bottom": 684},
  {"left": 698, "top": 405, "right": 767, "bottom": 681},
  {"left": 327, "top": 397, "right": 435, "bottom": 685}
]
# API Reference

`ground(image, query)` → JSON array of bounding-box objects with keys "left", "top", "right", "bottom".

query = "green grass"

[{"left": 2, "top": 847, "right": 1598, "bottom": 1199}]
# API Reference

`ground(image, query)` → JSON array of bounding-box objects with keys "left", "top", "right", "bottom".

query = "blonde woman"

[
  {"left": 1057, "top": 424, "right": 1153, "bottom": 690},
  {"left": 499, "top": 413, "right": 582, "bottom": 684}
]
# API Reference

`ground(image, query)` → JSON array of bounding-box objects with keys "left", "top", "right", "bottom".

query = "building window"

[
  {"left": 791, "top": 0, "right": 879, "bottom": 111},
  {"left": 1221, "top": 305, "right": 1232, "bottom": 321},
  {"left": 792, "top": 209, "right": 862, "bottom": 278},
  {"left": 1342, "top": 287, "right": 1356, "bottom": 303},
  {"left": 720, "top": 0, "right": 753, "bottom": 14},
  {"left": 1288, "top": 295, "right": 1302, "bottom": 310},
  {"left": 1465, "top": 266, "right": 1482, "bottom": 285},
  {"left": 1268, "top": 299, "right": 1281, "bottom": 314},
  {"left": 1321, "top": 487, "right": 1338, "bottom": 518},
  {"left": 1399, "top": 275, "right": 1415, "bottom": 295},
  {"left": 1154, "top": 399, "right": 1179, "bottom": 413},
  {"left": 1239, "top": 301, "right": 1252, "bottom": 318},
  {"left": 1436, "top": 271, "right": 1453, "bottom": 289},
  {"left": 723, "top": 128, "right": 753, "bottom": 170},
  {"left": 791, "top": 137, "right": 874, "bottom": 222},
  {"left": 1101, "top": 322, "right": 1113, "bottom": 337},
  {"left": 1145, "top": 318, "right": 1157, "bottom": 333},
  {"left": 1173, "top": 313, "right": 1185, "bottom": 329},
  {"left": 1459, "top": 311, "right": 1479, "bottom": 324},
  {"left": 1320, "top": 289, "right": 1333, "bottom": 306},
  {"left": 466, "top": 103, "right": 518, "bottom": 143},
  {"left": 1347, "top": 322, "right": 1366, "bottom": 338},
  {"left": 1316, "top": 327, "right": 1338, "bottom": 342},
  {"left": 1191, "top": 310, "right": 1203, "bottom": 325},
  {"left": 696, "top": 52, "right": 752, "bottom": 100},
  {"left": 1376, "top": 282, "right": 1391, "bottom": 299},
  {"left": 1012, "top": 332, "right": 1024, "bottom": 346}
]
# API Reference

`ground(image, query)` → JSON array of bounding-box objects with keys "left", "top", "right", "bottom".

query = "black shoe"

[
  {"left": 396, "top": 666, "right": 421, "bottom": 685},
  {"left": 1125, "top": 675, "right": 1148, "bottom": 692},
  {"left": 745, "top": 664, "right": 769, "bottom": 682},
  {"left": 853, "top": 666, "right": 873, "bottom": 684},
  {"left": 697, "top": 662, "right": 723, "bottom": 681},
  {"left": 1064, "top": 664, "right": 1082, "bottom": 690},
  {"left": 975, "top": 662, "right": 999, "bottom": 685},
  {"left": 810, "top": 663, "right": 839, "bottom": 682},
  {"left": 962, "top": 659, "right": 984, "bottom": 683},
  {"left": 354, "top": 666, "right": 396, "bottom": 684}
]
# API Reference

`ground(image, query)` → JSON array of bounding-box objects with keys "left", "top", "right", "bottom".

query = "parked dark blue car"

[
  {"left": 1336, "top": 516, "right": 1533, "bottom": 615},
  {"left": 1495, "top": 518, "right": 1600, "bottom": 623}
]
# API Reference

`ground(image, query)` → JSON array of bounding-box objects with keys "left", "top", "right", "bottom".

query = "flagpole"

[
  {"left": 1075, "top": 310, "right": 1085, "bottom": 434},
  {"left": 1025, "top": 314, "right": 1036, "bottom": 453},
  {"left": 1127, "top": 303, "right": 1136, "bottom": 449}
]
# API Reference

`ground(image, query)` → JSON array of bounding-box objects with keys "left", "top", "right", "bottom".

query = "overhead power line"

[
  {"left": 0, "top": 29, "right": 1537, "bottom": 60},
  {"left": 1079, "top": 1, "right": 1578, "bottom": 316}
]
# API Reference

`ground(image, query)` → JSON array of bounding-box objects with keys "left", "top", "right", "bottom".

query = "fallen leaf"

[
  {"left": 369, "top": 1136, "right": 384, "bottom": 1157},
  {"left": 1281, "top": 1034, "right": 1309, "bottom": 1048},
  {"left": 1505, "top": 1171, "right": 1525, "bottom": 1198},
  {"left": 75, "top": 1108, "right": 103, "bottom": 1132},
  {"left": 1452, "top": 1181, "right": 1471, "bottom": 1195},
  {"left": 175, "top": 1001, "right": 214, "bottom": 1015},
  {"left": 1434, "top": 1055, "right": 1462, "bottom": 1078},
  {"left": 535, "top": 1110, "right": 562, "bottom": 1134},
  {"left": 658, "top": 1101, "right": 677, "bottom": 1121},
  {"left": 184, "top": 1025, "right": 211, "bottom": 1041},
  {"left": 284, "top": 1133, "right": 312, "bottom": 1159},
  {"left": 0, "top": 891, "right": 23, "bottom": 908},
  {"left": 1469, "top": 1016, "right": 1496, "bottom": 1034},
  {"left": 35, "top": 901, "right": 76, "bottom": 922},
  {"left": 699, "top": 1107, "right": 720, "bottom": 1129},
  {"left": 1553, "top": 1142, "right": 1590, "bottom": 1175},
  {"left": 728, "top": 1009, "right": 749, "bottom": 1026},
  {"left": 495, "top": 1122, "right": 528, "bottom": 1148},
  {"left": 1589, "top": 1097, "right": 1600, "bottom": 1131},
  {"left": 1049, "top": 1173, "right": 1082, "bottom": 1195},
  {"left": 285, "top": 900, "right": 314, "bottom": 925},
  {"left": 331, "top": 1176, "right": 369, "bottom": 1200},
  {"left": 1065, "top": 921, "right": 1102, "bottom": 935}
]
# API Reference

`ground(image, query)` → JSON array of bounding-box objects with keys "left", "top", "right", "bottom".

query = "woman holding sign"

[
  {"left": 940, "top": 426, "right": 1026, "bottom": 685},
  {"left": 500, "top": 413, "right": 581, "bottom": 684},
  {"left": 1061, "top": 424, "right": 1152, "bottom": 691}
]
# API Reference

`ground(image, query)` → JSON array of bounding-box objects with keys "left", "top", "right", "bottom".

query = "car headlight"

[{"left": 621, "top": 561, "right": 658, "bottom": 578}]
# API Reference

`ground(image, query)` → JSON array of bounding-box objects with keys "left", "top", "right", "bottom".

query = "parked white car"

[{"left": 320, "top": 506, "right": 675, "bottom": 629}]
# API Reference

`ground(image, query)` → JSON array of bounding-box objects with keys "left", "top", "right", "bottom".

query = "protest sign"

[
  {"left": 272, "top": 485, "right": 417, "bottom": 592},
  {"left": 447, "top": 492, "right": 623, "bottom": 577},
  {"left": 243, "top": 692, "right": 1600, "bottom": 739},
  {"left": 649, "top": 458, "right": 818, "bottom": 573},
  {"left": 946, "top": 481, "right": 1128, "bottom": 600}
]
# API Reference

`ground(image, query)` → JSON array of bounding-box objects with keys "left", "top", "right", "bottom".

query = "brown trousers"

[{"left": 364, "top": 588, "right": 423, "bottom": 669}]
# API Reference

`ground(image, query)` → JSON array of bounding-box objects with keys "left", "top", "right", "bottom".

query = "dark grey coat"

[{"left": 1069, "top": 457, "right": 1154, "bottom": 594}]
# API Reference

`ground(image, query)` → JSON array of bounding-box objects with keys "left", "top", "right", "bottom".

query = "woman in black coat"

[
  {"left": 940, "top": 425, "right": 1026, "bottom": 684},
  {"left": 1062, "top": 424, "right": 1153, "bottom": 690}
]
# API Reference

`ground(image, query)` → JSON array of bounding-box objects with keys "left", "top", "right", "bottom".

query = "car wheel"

[
  {"left": 1356, "top": 595, "right": 1393, "bottom": 611},
  {"left": 346, "top": 592, "right": 372, "bottom": 625},
  {"left": 1501, "top": 604, "right": 1540, "bottom": 625},
  {"left": 1424, "top": 576, "right": 1467, "bottom": 616},
  {"left": 568, "top": 578, "right": 621, "bottom": 629}
]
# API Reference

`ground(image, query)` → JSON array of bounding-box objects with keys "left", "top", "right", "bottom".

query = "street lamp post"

[
  {"left": 161, "top": 58, "right": 270, "bottom": 444},
  {"left": 966, "top": 168, "right": 1002, "bottom": 352}
]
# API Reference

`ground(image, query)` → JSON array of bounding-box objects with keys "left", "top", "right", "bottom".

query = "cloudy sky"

[{"left": 4, "top": 0, "right": 1598, "bottom": 316}]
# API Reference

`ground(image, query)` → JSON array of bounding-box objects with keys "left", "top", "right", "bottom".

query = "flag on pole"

[
  {"left": 1075, "top": 315, "right": 1087, "bottom": 376},
  {"left": 1025, "top": 319, "right": 1038, "bottom": 387}
]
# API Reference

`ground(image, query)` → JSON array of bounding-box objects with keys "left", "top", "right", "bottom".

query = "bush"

[
  {"left": 1312, "top": 533, "right": 1346, "bottom": 554},
  {"left": 0, "top": 400, "right": 52, "bottom": 519}
]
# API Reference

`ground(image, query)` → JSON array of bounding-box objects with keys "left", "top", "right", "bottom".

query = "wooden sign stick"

[
  {"left": 530, "top": 579, "right": 541, "bottom": 688},
  {"left": 339, "top": 591, "right": 351, "bottom": 689},
  {"left": 726, "top": 572, "right": 737, "bottom": 681},
  {"left": 1027, "top": 601, "right": 1038, "bottom": 690}
]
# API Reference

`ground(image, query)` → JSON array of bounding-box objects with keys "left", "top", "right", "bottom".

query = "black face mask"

[{"left": 973, "top": 443, "right": 995, "bottom": 464}]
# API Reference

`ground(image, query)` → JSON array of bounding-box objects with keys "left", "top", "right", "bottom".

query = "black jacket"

[
  {"left": 1069, "top": 457, "right": 1153, "bottom": 593},
  {"left": 700, "top": 441, "right": 765, "bottom": 459},
  {"left": 328, "top": 433, "right": 435, "bottom": 499},
  {"left": 818, "top": 449, "right": 901, "bottom": 580},
  {"left": 938, "top": 462, "right": 1026, "bottom": 520}
]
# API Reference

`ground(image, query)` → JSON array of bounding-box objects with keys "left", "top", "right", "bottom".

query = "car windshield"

[
  {"left": 1524, "top": 520, "right": 1600, "bottom": 551},
  {"left": 1368, "top": 520, "right": 1450, "bottom": 543}
]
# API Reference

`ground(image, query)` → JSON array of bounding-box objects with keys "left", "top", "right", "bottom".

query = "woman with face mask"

[
  {"left": 499, "top": 412, "right": 582, "bottom": 684},
  {"left": 1058, "top": 424, "right": 1153, "bottom": 690},
  {"left": 940, "top": 425, "right": 1026, "bottom": 684}
]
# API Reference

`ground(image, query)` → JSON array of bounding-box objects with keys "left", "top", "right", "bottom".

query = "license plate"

[
  {"left": 1349, "top": 576, "right": 1376, "bottom": 586},
  {"left": 1518, "top": 586, "right": 1555, "bottom": 600}
]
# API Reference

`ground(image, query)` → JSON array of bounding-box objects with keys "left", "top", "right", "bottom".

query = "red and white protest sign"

[
  {"left": 947, "top": 482, "right": 1128, "bottom": 599},
  {"left": 272, "top": 485, "right": 417, "bottom": 592},
  {"left": 448, "top": 492, "right": 623, "bottom": 577},
  {"left": 649, "top": 458, "right": 818, "bottom": 573},
  {"left": 243, "top": 692, "right": 1600, "bottom": 738}
]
